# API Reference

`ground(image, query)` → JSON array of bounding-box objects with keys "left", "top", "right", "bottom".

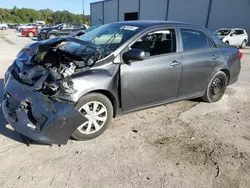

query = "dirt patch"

[{"left": 0, "top": 36, "right": 16, "bottom": 45}]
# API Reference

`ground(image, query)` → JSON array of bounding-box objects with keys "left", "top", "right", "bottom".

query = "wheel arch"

[
  {"left": 28, "top": 31, "right": 35, "bottom": 36},
  {"left": 220, "top": 69, "right": 230, "bottom": 85},
  {"left": 85, "top": 90, "right": 118, "bottom": 118},
  {"left": 48, "top": 32, "right": 57, "bottom": 36}
]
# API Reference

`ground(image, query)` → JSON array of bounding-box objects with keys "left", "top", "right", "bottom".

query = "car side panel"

[
  {"left": 120, "top": 53, "right": 182, "bottom": 111},
  {"left": 178, "top": 49, "right": 222, "bottom": 98},
  {"left": 219, "top": 46, "right": 241, "bottom": 85},
  {"left": 55, "top": 62, "right": 120, "bottom": 108}
]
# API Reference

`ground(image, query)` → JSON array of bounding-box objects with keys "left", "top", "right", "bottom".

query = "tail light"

[
  {"left": 23, "top": 48, "right": 33, "bottom": 56},
  {"left": 238, "top": 52, "right": 243, "bottom": 59}
]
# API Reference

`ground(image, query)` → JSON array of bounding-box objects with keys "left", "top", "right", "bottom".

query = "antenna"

[{"left": 82, "top": 0, "right": 85, "bottom": 24}]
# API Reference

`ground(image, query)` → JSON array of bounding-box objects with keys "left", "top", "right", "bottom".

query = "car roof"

[
  {"left": 109, "top": 20, "right": 200, "bottom": 28},
  {"left": 219, "top": 28, "right": 245, "bottom": 30}
]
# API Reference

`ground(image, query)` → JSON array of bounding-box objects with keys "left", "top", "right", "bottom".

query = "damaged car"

[{"left": 2, "top": 21, "right": 242, "bottom": 145}]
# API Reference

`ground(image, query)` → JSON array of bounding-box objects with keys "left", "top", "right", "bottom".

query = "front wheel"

[
  {"left": 2, "top": 27, "right": 6, "bottom": 30},
  {"left": 72, "top": 93, "right": 113, "bottom": 141},
  {"left": 202, "top": 71, "right": 228, "bottom": 103},
  {"left": 28, "top": 32, "right": 34, "bottom": 37}
]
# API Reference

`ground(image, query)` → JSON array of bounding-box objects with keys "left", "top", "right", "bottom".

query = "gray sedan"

[{"left": 2, "top": 21, "right": 241, "bottom": 145}]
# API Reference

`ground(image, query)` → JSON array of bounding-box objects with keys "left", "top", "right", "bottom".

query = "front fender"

[{"left": 55, "top": 63, "right": 120, "bottom": 105}]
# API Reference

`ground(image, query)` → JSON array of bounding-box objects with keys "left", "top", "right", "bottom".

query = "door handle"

[
  {"left": 211, "top": 55, "right": 220, "bottom": 60},
  {"left": 170, "top": 61, "right": 181, "bottom": 67}
]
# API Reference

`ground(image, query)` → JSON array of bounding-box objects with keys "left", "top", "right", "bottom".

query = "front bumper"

[
  {"left": 22, "top": 31, "right": 27, "bottom": 36},
  {"left": 37, "top": 32, "right": 47, "bottom": 40},
  {"left": 2, "top": 74, "right": 87, "bottom": 145}
]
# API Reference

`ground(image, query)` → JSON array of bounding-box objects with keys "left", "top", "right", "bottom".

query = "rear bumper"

[{"left": 2, "top": 75, "right": 86, "bottom": 145}]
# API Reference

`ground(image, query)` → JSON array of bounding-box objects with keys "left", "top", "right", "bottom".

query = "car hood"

[
  {"left": 17, "top": 36, "right": 99, "bottom": 64},
  {"left": 40, "top": 27, "right": 54, "bottom": 32},
  {"left": 216, "top": 35, "right": 227, "bottom": 39},
  {"left": 12, "top": 36, "right": 101, "bottom": 97}
]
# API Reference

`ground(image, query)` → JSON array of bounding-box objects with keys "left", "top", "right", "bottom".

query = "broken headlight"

[{"left": 60, "top": 79, "right": 76, "bottom": 95}]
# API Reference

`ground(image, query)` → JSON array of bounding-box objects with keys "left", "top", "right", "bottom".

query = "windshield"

[
  {"left": 85, "top": 26, "right": 99, "bottom": 33},
  {"left": 214, "top": 29, "right": 232, "bottom": 36},
  {"left": 64, "top": 23, "right": 142, "bottom": 58}
]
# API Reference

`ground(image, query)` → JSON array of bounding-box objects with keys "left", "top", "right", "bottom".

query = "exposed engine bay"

[{"left": 12, "top": 37, "right": 101, "bottom": 99}]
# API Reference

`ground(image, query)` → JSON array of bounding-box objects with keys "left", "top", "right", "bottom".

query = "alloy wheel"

[{"left": 78, "top": 101, "right": 108, "bottom": 135}]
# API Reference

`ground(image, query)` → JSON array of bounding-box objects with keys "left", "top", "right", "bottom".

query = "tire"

[
  {"left": 2, "top": 27, "right": 6, "bottom": 30},
  {"left": 49, "top": 33, "right": 57, "bottom": 39},
  {"left": 225, "top": 41, "right": 229, "bottom": 45},
  {"left": 240, "top": 40, "right": 247, "bottom": 49},
  {"left": 28, "top": 32, "right": 34, "bottom": 37},
  {"left": 202, "top": 71, "right": 228, "bottom": 103},
  {"left": 72, "top": 93, "right": 113, "bottom": 141},
  {"left": 19, "top": 29, "right": 24, "bottom": 32}
]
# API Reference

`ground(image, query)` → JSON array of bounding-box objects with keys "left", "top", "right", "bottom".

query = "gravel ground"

[{"left": 0, "top": 29, "right": 250, "bottom": 188}]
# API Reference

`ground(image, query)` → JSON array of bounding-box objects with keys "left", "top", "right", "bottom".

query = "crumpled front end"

[
  {"left": 2, "top": 74, "right": 87, "bottom": 145},
  {"left": 2, "top": 36, "right": 100, "bottom": 145}
]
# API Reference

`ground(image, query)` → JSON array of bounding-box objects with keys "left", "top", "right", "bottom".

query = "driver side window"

[{"left": 131, "top": 29, "right": 176, "bottom": 57}]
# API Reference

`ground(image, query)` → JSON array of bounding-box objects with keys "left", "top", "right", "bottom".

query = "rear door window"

[
  {"left": 235, "top": 30, "right": 244, "bottom": 35},
  {"left": 180, "top": 28, "right": 216, "bottom": 51}
]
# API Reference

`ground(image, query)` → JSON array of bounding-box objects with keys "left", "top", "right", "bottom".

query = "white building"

[{"left": 90, "top": 0, "right": 250, "bottom": 34}]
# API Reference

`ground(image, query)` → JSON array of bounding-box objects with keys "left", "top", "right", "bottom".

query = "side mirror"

[
  {"left": 123, "top": 49, "right": 145, "bottom": 63},
  {"left": 230, "top": 33, "right": 235, "bottom": 37},
  {"left": 58, "top": 26, "right": 63, "bottom": 30}
]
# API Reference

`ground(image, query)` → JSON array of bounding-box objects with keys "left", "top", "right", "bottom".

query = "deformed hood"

[{"left": 17, "top": 36, "right": 100, "bottom": 65}]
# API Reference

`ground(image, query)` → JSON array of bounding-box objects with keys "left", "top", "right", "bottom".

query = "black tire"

[
  {"left": 240, "top": 40, "right": 247, "bottom": 49},
  {"left": 225, "top": 41, "right": 229, "bottom": 45},
  {"left": 49, "top": 33, "right": 57, "bottom": 39},
  {"left": 202, "top": 71, "right": 228, "bottom": 103},
  {"left": 20, "top": 29, "right": 24, "bottom": 32},
  {"left": 72, "top": 93, "right": 113, "bottom": 141},
  {"left": 2, "top": 27, "right": 6, "bottom": 30},
  {"left": 28, "top": 32, "right": 34, "bottom": 37}
]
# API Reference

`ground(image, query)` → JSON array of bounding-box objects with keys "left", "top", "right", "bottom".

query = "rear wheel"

[
  {"left": 28, "top": 32, "right": 34, "bottom": 37},
  {"left": 72, "top": 93, "right": 113, "bottom": 141},
  {"left": 225, "top": 41, "right": 229, "bottom": 45},
  {"left": 240, "top": 40, "right": 247, "bottom": 49},
  {"left": 202, "top": 71, "right": 228, "bottom": 103}
]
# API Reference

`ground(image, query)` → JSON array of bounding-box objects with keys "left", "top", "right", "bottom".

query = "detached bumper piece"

[{"left": 2, "top": 75, "right": 87, "bottom": 145}]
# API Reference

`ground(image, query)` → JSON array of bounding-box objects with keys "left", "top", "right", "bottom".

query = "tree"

[{"left": 0, "top": 7, "right": 90, "bottom": 25}]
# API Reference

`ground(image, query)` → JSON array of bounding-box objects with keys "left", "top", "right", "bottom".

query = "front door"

[
  {"left": 234, "top": 30, "right": 245, "bottom": 46},
  {"left": 120, "top": 28, "right": 182, "bottom": 111}
]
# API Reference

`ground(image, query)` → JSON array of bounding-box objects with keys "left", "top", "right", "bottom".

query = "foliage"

[{"left": 0, "top": 6, "right": 90, "bottom": 25}]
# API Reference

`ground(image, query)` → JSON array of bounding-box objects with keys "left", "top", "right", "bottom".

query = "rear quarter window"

[{"left": 180, "top": 28, "right": 216, "bottom": 51}]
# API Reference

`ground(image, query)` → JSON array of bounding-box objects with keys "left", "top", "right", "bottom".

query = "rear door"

[
  {"left": 120, "top": 27, "right": 183, "bottom": 111},
  {"left": 59, "top": 24, "right": 73, "bottom": 36},
  {"left": 177, "top": 28, "right": 221, "bottom": 98},
  {"left": 235, "top": 30, "right": 245, "bottom": 46},
  {"left": 72, "top": 24, "right": 86, "bottom": 32}
]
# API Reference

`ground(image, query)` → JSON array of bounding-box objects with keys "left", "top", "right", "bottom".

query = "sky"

[{"left": 1, "top": 0, "right": 100, "bottom": 15}]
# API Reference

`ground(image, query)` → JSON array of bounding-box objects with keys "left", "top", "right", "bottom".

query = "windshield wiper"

[{"left": 101, "top": 27, "right": 125, "bottom": 57}]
